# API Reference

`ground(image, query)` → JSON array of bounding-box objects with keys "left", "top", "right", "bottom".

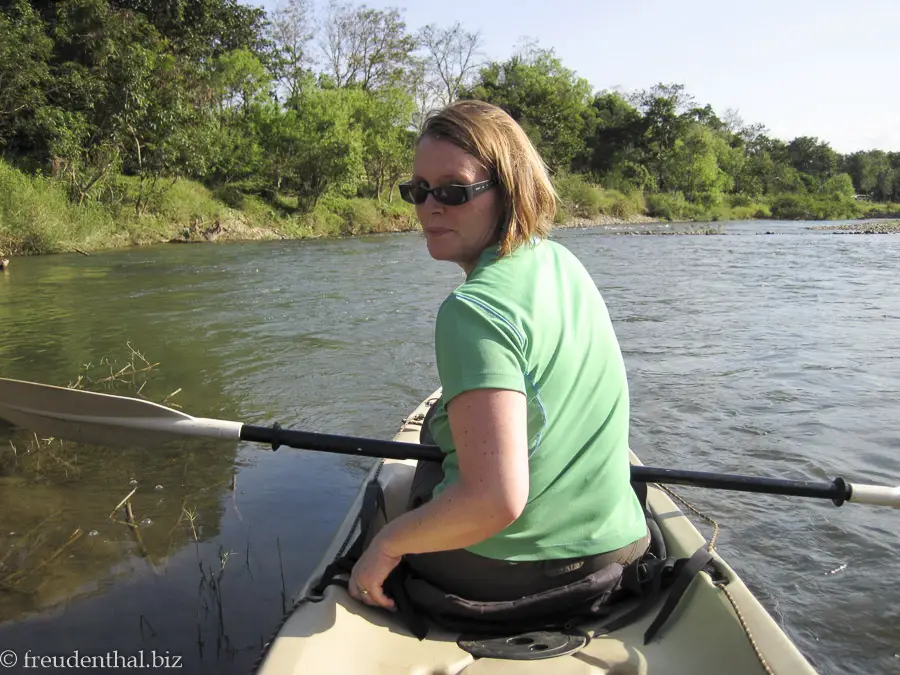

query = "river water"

[{"left": 0, "top": 220, "right": 898, "bottom": 674}]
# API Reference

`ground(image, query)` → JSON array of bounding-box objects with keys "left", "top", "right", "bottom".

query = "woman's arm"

[
  {"left": 348, "top": 387, "right": 530, "bottom": 609},
  {"left": 379, "top": 387, "right": 531, "bottom": 556}
]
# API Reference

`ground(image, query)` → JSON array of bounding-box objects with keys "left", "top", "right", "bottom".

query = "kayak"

[{"left": 251, "top": 389, "right": 818, "bottom": 675}]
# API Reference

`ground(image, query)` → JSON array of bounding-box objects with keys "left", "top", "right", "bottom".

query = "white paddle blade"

[
  {"left": 849, "top": 483, "right": 900, "bottom": 508},
  {"left": 0, "top": 377, "right": 242, "bottom": 448}
]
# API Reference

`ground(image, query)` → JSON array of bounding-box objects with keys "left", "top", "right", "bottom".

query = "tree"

[
  {"left": 34, "top": 0, "right": 166, "bottom": 203},
  {"left": 631, "top": 83, "right": 695, "bottom": 191},
  {"left": 786, "top": 136, "right": 837, "bottom": 180},
  {"left": 663, "top": 124, "right": 732, "bottom": 206},
  {"left": 0, "top": 1, "right": 52, "bottom": 149},
  {"left": 401, "top": 55, "right": 435, "bottom": 130},
  {"left": 355, "top": 87, "right": 415, "bottom": 200},
  {"left": 820, "top": 173, "right": 855, "bottom": 199},
  {"left": 209, "top": 48, "right": 271, "bottom": 113},
  {"left": 255, "top": 86, "right": 365, "bottom": 206},
  {"left": 583, "top": 90, "right": 644, "bottom": 183},
  {"left": 108, "top": 0, "right": 270, "bottom": 62},
  {"left": 268, "top": 0, "right": 315, "bottom": 100},
  {"left": 465, "top": 46, "right": 593, "bottom": 172},
  {"left": 842, "top": 150, "right": 896, "bottom": 201},
  {"left": 318, "top": 1, "right": 416, "bottom": 91},
  {"left": 416, "top": 22, "right": 483, "bottom": 107},
  {"left": 7, "top": 0, "right": 216, "bottom": 207}
]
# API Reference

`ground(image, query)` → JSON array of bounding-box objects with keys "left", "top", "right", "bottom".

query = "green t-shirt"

[{"left": 426, "top": 237, "right": 647, "bottom": 562}]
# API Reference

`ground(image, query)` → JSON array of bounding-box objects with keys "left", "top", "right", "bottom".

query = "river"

[{"left": 0, "top": 220, "right": 898, "bottom": 674}]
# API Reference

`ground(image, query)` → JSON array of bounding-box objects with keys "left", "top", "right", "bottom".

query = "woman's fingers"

[
  {"left": 349, "top": 576, "right": 395, "bottom": 611},
  {"left": 367, "top": 583, "right": 396, "bottom": 611}
]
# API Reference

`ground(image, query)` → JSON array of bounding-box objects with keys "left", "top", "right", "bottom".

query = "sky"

[{"left": 256, "top": 0, "right": 899, "bottom": 154}]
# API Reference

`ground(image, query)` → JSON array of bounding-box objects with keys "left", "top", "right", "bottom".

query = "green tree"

[
  {"left": 255, "top": 86, "right": 365, "bottom": 206},
  {"left": 786, "top": 136, "right": 837, "bottom": 180},
  {"left": 820, "top": 173, "right": 855, "bottom": 199},
  {"left": 465, "top": 46, "right": 593, "bottom": 172},
  {"left": 843, "top": 150, "right": 895, "bottom": 201},
  {"left": 355, "top": 87, "right": 416, "bottom": 200},
  {"left": 0, "top": 1, "right": 53, "bottom": 150},
  {"left": 631, "top": 83, "right": 695, "bottom": 191},
  {"left": 582, "top": 91, "right": 645, "bottom": 186},
  {"left": 32, "top": 0, "right": 211, "bottom": 207},
  {"left": 209, "top": 48, "right": 272, "bottom": 113},
  {"left": 108, "top": 0, "right": 269, "bottom": 62},
  {"left": 663, "top": 124, "right": 732, "bottom": 206}
]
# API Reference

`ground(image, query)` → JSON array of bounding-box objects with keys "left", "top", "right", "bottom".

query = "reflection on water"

[
  {"left": 0, "top": 222, "right": 898, "bottom": 674},
  {"left": 0, "top": 356, "right": 238, "bottom": 628}
]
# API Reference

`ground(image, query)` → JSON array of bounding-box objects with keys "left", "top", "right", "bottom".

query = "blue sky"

[{"left": 255, "top": 0, "right": 899, "bottom": 154}]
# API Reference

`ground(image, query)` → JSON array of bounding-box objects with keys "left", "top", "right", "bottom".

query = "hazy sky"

[{"left": 256, "top": 0, "right": 899, "bottom": 154}]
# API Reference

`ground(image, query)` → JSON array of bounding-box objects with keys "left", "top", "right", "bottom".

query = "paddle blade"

[{"left": 0, "top": 377, "right": 242, "bottom": 448}]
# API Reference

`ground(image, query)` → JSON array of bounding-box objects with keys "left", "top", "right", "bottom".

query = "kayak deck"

[{"left": 254, "top": 391, "right": 817, "bottom": 675}]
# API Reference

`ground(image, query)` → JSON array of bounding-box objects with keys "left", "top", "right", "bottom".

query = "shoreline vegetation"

[
  {"left": 2, "top": 159, "right": 899, "bottom": 257},
  {"left": 2, "top": 1, "right": 900, "bottom": 258}
]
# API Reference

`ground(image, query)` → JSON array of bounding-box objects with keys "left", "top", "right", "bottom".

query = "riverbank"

[
  {"left": 0, "top": 159, "right": 661, "bottom": 257},
  {"left": 2, "top": 159, "right": 899, "bottom": 258}
]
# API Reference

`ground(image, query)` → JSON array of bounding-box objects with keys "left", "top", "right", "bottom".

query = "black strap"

[
  {"left": 351, "top": 481, "right": 387, "bottom": 559},
  {"left": 631, "top": 480, "right": 649, "bottom": 510},
  {"left": 307, "top": 479, "right": 431, "bottom": 640},
  {"left": 645, "top": 515, "right": 666, "bottom": 560},
  {"left": 311, "top": 479, "right": 387, "bottom": 597},
  {"left": 384, "top": 563, "right": 430, "bottom": 640},
  {"left": 643, "top": 546, "right": 715, "bottom": 644},
  {"left": 597, "top": 556, "right": 671, "bottom": 634}
]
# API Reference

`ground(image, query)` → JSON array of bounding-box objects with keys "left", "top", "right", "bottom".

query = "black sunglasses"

[{"left": 398, "top": 179, "right": 496, "bottom": 206}]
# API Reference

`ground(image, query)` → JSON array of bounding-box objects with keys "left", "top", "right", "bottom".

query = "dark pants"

[{"left": 404, "top": 417, "right": 650, "bottom": 602}]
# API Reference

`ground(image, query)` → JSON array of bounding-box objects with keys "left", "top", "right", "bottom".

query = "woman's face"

[{"left": 411, "top": 136, "right": 501, "bottom": 274}]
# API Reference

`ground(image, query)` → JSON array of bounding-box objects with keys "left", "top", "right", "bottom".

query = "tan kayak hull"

[{"left": 254, "top": 390, "right": 818, "bottom": 675}]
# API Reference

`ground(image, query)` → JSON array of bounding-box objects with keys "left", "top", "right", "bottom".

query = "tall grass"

[
  {"left": 2, "top": 158, "right": 898, "bottom": 256},
  {"left": 553, "top": 173, "right": 646, "bottom": 222},
  {"left": 0, "top": 161, "right": 120, "bottom": 255},
  {"left": 0, "top": 159, "right": 420, "bottom": 255}
]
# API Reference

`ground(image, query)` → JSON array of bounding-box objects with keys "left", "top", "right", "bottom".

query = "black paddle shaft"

[
  {"left": 240, "top": 423, "right": 445, "bottom": 461},
  {"left": 239, "top": 423, "right": 853, "bottom": 506},
  {"left": 632, "top": 467, "right": 851, "bottom": 506}
]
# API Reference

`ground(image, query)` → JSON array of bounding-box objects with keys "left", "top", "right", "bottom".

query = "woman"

[{"left": 349, "top": 100, "right": 649, "bottom": 612}]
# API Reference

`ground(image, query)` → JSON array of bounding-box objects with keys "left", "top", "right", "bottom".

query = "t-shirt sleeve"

[{"left": 434, "top": 293, "right": 527, "bottom": 404}]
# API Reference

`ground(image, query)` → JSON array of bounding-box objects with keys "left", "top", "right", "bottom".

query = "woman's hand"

[{"left": 348, "top": 532, "right": 401, "bottom": 611}]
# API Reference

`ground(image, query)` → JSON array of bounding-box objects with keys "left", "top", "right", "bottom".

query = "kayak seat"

[{"left": 310, "top": 461, "right": 722, "bottom": 662}]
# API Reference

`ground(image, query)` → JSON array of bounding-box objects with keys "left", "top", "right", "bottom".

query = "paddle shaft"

[
  {"left": 240, "top": 423, "right": 853, "bottom": 505},
  {"left": 1, "top": 376, "right": 893, "bottom": 508}
]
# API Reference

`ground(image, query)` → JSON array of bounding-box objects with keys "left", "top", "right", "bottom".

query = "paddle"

[{"left": 1, "top": 376, "right": 898, "bottom": 508}]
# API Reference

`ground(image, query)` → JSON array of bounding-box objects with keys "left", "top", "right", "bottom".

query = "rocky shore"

[
  {"left": 559, "top": 214, "right": 661, "bottom": 228},
  {"left": 557, "top": 214, "right": 728, "bottom": 235},
  {"left": 807, "top": 219, "right": 900, "bottom": 234}
]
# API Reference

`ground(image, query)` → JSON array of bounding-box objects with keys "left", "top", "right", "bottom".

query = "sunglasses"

[{"left": 398, "top": 179, "right": 496, "bottom": 206}]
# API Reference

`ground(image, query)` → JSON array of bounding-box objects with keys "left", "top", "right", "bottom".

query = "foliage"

[
  {"left": 1, "top": 0, "right": 899, "bottom": 257},
  {"left": 464, "top": 46, "right": 594, "bottom": 172}
]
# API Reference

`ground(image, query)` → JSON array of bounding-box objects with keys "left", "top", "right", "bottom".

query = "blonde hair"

[{"left": 419, "top": 100, "right": 557, "bottom": 257}]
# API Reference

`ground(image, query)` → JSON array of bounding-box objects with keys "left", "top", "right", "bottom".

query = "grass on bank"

[
  {"left": 552, "top": 172, "right": 900, "bottom": 224},
  {"left": 2, "top": 159, "right": 899, "bottom": 256},
  {"left": 0, "top": 159, "right": 419, "bottom": 255}
]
